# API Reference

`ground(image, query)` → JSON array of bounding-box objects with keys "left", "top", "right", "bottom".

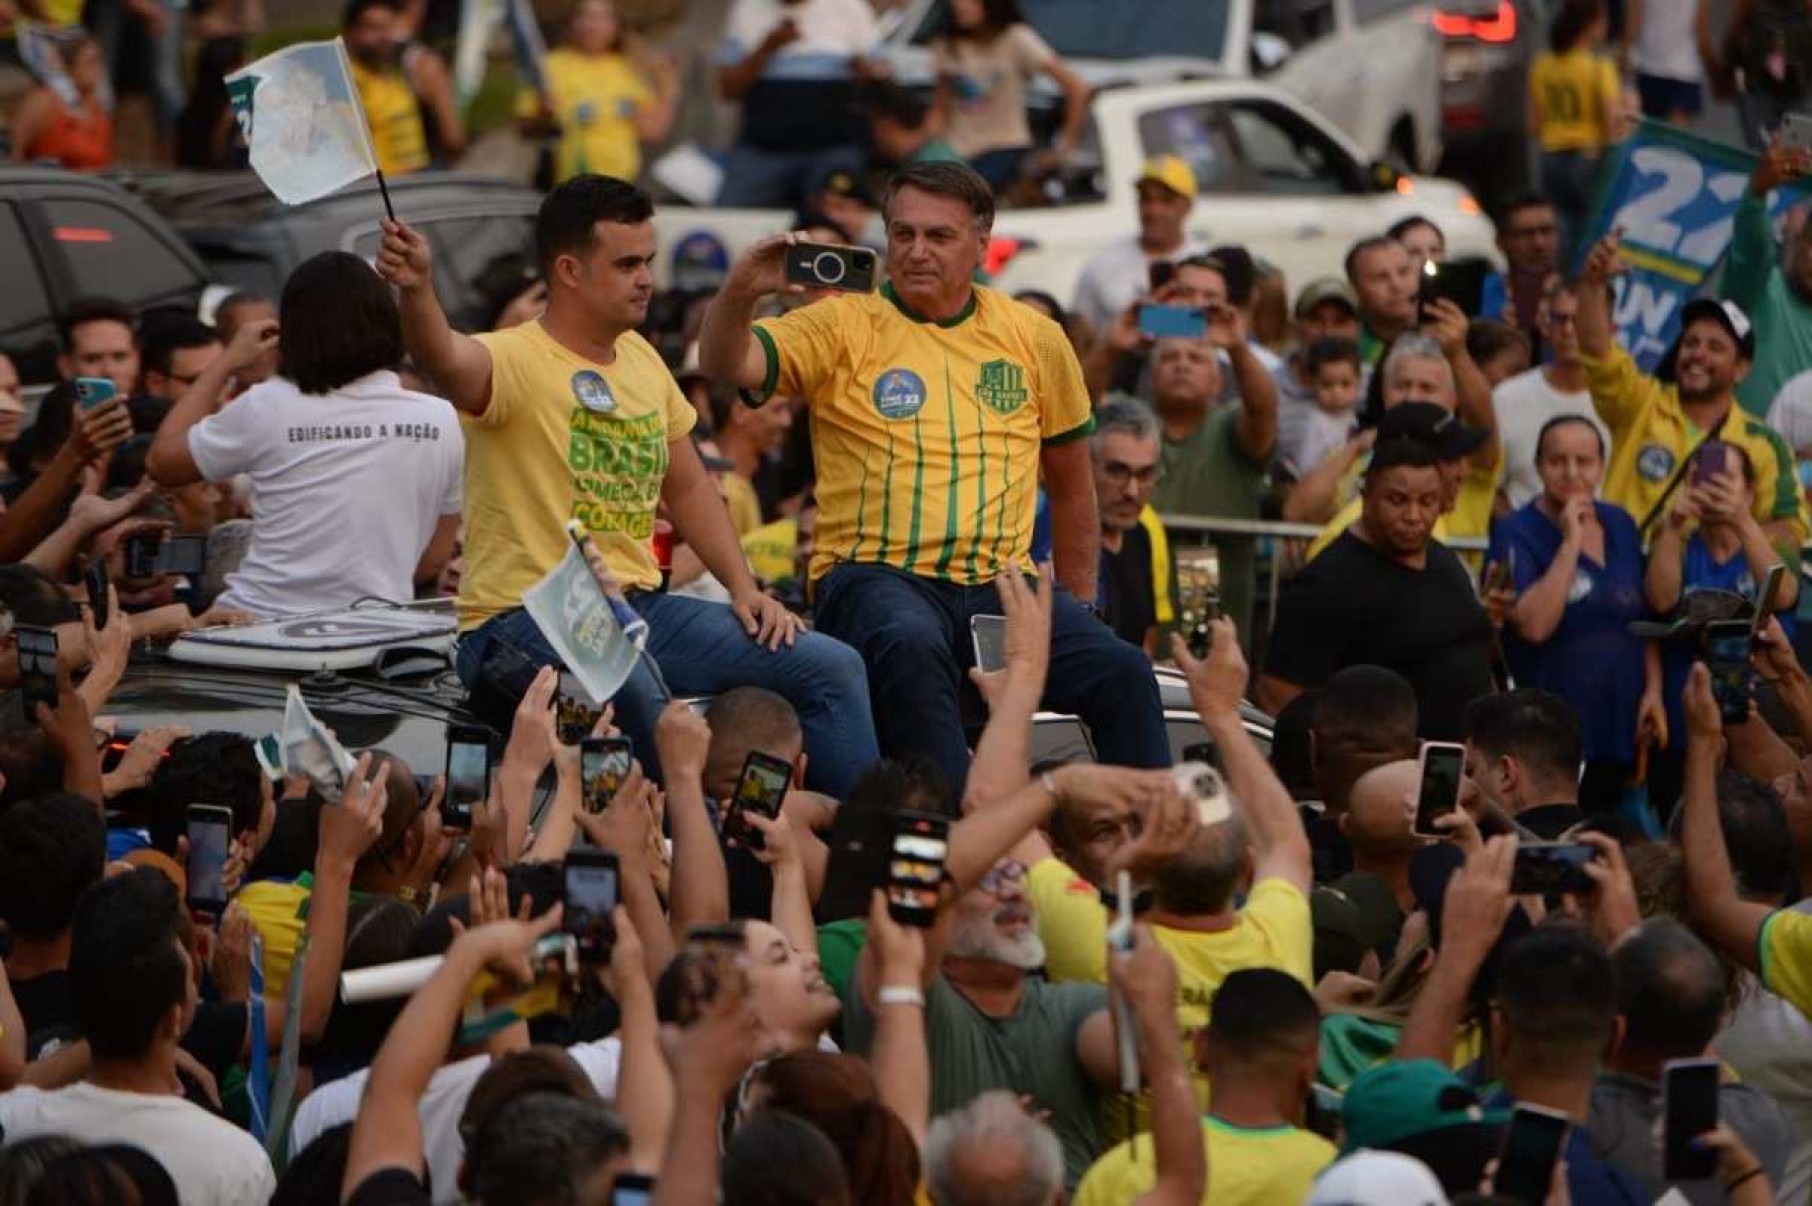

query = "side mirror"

[{"left": 1250, "top": 31, "right": 1292, "bottom": 72}]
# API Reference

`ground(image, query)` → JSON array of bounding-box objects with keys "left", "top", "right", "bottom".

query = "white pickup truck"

[{"left": 650, "top": 78, "right": 1499, "bottom": 307}]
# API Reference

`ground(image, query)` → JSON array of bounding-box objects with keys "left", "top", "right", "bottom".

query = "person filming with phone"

[{"left": 699, "top": 160, "right": 1169, "bottom": 794}]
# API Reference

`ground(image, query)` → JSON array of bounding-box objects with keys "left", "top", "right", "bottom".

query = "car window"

[
  {"left": 46, "top": 197, "right": 201, "bottom": 303},
  {"left": 0, "top": 202, "right": 52, "bottom": 338},
  {"left": 1222, "top": 100, "right": 1360, "bottom": 194},
  {"left": 910, "top": 0, "right": 1231, "bottom": 63},
  {"left": 1254, "top": 0, "right": 1337, "bottom": 49},
  {"left": 1137, "top": 103, "right": 1246, "bottom": 194}
]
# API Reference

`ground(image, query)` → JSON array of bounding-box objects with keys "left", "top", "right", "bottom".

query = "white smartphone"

[{"left": 970, "top": 614, "right": 1007, "bottom": 674}]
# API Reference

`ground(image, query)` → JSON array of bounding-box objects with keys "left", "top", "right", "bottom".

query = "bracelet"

[
  {"left": 877, "top": 985, "right": 925, "bottom": 1008},
  {"left": 1722, "top": 1167, "right": 1764, "bottom": 1194}
]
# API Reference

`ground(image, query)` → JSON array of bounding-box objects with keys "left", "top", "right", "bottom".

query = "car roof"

[{"left": 106, "top": 169, "right": 540, "bottom": 229}]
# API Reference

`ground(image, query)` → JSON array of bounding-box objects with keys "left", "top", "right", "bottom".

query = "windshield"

[{"left": 912, "top": 0, "right": 1230, "bottom": 64}]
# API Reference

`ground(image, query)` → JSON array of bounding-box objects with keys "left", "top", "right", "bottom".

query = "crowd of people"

[{"left": 5, "top": 0, "right": 1812, "bottom": 1204}]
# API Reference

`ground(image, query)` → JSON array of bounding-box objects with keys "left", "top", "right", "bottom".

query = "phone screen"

[
  {"left": 1495, "top": 1105, "right": 1569, "bottom": 1204},
  {"left": 887, "top": 813, "right": 950, "bottom": 927},
  {"left": 610, "top": 1174, "right": 655, "bottom": 1206},
  {"left": 15, "top": 625, "right": 58, "bottom": 715},
  {"left": 971, "top": 614, "right": 1008, "bottom": 674},
  {"left": 580, "top": 737, "right": 633, "bottom": 813},
  {"left": 74, "top": 377, "right": 116, "bottom": 410},
  {"left": 124, "top": 532, "right": 162, "bottom": 580},
  {"left": 1705, "top": 623, "right": 1754, "bottom": 724},
  {"left": 1691, "top": 440, "right": 1735, "bottom": 487},
  {"left": 557, "top": 672, "right": 602, "bottom": 744},
  {"left": 1510, "top": 843, "right": 1596, "bottom": 895},
  {"left": 723, "top": 752, "right": 792, "bottom": 850},
  {"left": 186, "top": 809, "right": 233, "bottom": 911},
  {"left": 444, "top": 731, "right": 490, "bottom": 828},
  {"left": 1663, "top": 1060, "right": 1720, "bottom": 1181},
  {"left": 1137, "top": 303, "right": 1207, "bottom": 340},
  {"left": 564, "top": 854, "right": 619, "bottom": 961},
  {"left": 85, "top": 561, "right": 109, "bottom": 629},
  {"left": 1413, "top": 743, "right": 1466, "bottom": 836},
  {"left": 158, "top": 534, "right": 206, "bottom": 576}
]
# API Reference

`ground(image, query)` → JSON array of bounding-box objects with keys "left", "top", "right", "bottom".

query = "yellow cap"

[{"left": 1136, "top": 155, "right": 1198, "bottom": 200}]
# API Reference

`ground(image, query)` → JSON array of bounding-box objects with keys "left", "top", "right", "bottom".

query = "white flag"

[
  {"left": 226, "top": 38, "right": 379, "bottom": 206},
  {"left": 522, "top": 542, "right": 643, "bottom": 706}
]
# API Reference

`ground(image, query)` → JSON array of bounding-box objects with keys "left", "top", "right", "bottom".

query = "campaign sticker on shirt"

[
  {"left": 571, "top": 370, "right": 617, "bottom": 414},
  {"left": 873, "top": 368, "right": 927, "bottom": 421},
  {"left": 1637, "top": 443, "right": 1675, "bottom": 482},
  {"left": 1567, "top": 569, "right": 1594, "bottom": 605}
]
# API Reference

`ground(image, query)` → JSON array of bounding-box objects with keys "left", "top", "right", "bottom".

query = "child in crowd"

[{"left": 1288, "top": 337, "right": 1364, "bottom": 475}]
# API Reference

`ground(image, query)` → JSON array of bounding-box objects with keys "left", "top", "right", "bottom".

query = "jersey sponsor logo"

[
  {"left": 975, "top": 358, "right": 1029, "bottom": 414},
  {"left": 571, "top": 370, "right": 617, "bottom": 414},
  {"left": 873, "top": 368, "right": 928, "bottom": 420},
  {"left": 1637, "top": 443, "right": 1675, "bottom": 482}
]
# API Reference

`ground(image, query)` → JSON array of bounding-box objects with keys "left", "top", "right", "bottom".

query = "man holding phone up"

[
  {"left": 378, "top": 176, "right": 879, "bottom": 797},
  {"left": 699, "top": 161, "right": 1170, "bottom": 792}
]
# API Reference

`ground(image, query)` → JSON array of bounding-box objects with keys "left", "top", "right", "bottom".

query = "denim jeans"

[
  {"left": 812, "top": 564, "right": 1171, "bottom": 800},
  {"left": 716, "top": 142, "right": 865, "bottom": 209},
  {"left": 455, "top": 593, "right": 879, "bottom": 799}
]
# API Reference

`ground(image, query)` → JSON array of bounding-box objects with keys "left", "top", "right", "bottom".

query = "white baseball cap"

[{"left": 1305, "top": 1150, "right": 1450, "bottom": 1206}]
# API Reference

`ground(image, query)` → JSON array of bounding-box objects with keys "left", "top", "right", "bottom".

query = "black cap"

[{"left": 1376, "top": 401, "right": 1489, "bottom": 460}]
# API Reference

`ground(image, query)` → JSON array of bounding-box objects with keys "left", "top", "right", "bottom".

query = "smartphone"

[
  {"left": 1412, "top": 742, "right": 1467, "bottom": 838},
  {"left": 1690, "top": 439, "right": 1736, "bottom": 487},
  {"left": 1481, "top": 558, "right": 1511, "bottom": 596},
  {"left": 85, "top": 561, "right": 109, "bottom": 630},
  {"left": 579, "top": 735, "right": 633, "bottom": 814},
  {"left": 610, "top": 1173, "right": 656, "bottom": 1206},
  {"left": 1782, "top": 111, "right": 1812, "bottom": 154},
  {"left": 971, "top": 613, "right": 1008, "bottom": 674},
  {"left": 1511, "top": 842, "right": 1596, "bottom": 895},
  {"left": 1137, "top": 303, "right": 1207, "bottom": 340},
  {"left": 73, "top": 376, "right": 116, "bottom": 410},
  {"left": 783, "top": 242, "right": 879, "bottom": 293},
  {"left": 1752, "top": 563, "right": 1788, "bottom": 633},
  {"left": 1418, "top": 258, "right": 1489, "bottom": 316},
  {"left": 1662, "top": 1058, "right": 1721, "bottom": 1181},
  {"left": 556, "top": 671, "right": 603, "bottom": 745},
  {"left": 124, "top": 531, "right": 162, "bottom": 579},
  {"left": 817, "top": 806, "right": 898, "bottom": 923},
  {"left": 1176, "top": 549, "right": 1221, "bottom": 660},
  {"left": 886, "top": 810, "right": 949, "bottom": 927},
  {"left": 1148, "top": 259, "right": 1177, "bottom": 293},
  {"left": 15, "top": 624, "right": 58, "bottom": 717},
  {"left": 156, "top": 534, "right": 206, "bottom": 577},
  {"left": 442, "top": 724, "right": 492, "bottom": 831},
  {"left": 1495, "top": 1104, "right": 1570, "bottom": 1204},
  {"left": 1704, "top": 619, "right": 1755, "bottom": 725},
  {"left": 722, "top": 750, "right": 793, "bottom": 851},
  {"left": 562, "top": 849, "right": 619, "bottom": 963},
  {"left": 185, "top": 803, "right": 235, "bottom": 915}
]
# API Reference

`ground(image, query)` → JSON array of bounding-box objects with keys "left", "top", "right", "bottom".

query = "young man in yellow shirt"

[
  {"left": 345, "top": 0, "right": 465, "bottom": 176},
  {"left": 377, "top": 176, "right": 877, "bottom": 795},
  {"left": 698, "top": 161, "right": 1168, "bottom": 793}
]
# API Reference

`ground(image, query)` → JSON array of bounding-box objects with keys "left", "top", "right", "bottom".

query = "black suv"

[{"left": 0, "top": 168, "right": 210, "bottom": 386}]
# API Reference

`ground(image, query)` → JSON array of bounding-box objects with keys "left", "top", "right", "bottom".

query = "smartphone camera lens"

[{"left": 808, "top": 251, "right": 848, "bottom": 287}]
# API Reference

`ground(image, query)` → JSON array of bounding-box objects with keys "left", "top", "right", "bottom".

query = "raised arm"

[
  {"left": 864, "top": 892, "right": 931, "bottom": 1148},
  {"left": 376, "top": 219, "right": 495, "bottom": 415},
  {"left": 1425, "top": 298, "right": 1500, "bottom": 472},
  {"left": 289, "top": 756, "right": 387, "bottom": 1046},
  {"left": 1576, "top": 231, "right": 1623, "bottom": 361},
  {"left": 1212, "top": 306, "right": 1278, "bottom": 465},
  {"left": 600, "top": 908, "right": 673, "bottom": 1173},
  {"left": 962, "top": 567, "right": 1052, "bottom": 825},
  {"left": 657, "top": 702, "right": 731, "bottom": 936},
  {"left": 146, "top": 315, "right": 277, "bottom": 487},
  {"left": 697, "top": 234, "right": 799, "bottom": 393},
  {"left": 0, "top": 398, "right": 133, "bottom": 563},
  {"left": 1396, "top": 834, "right": 1516, "bottom": 1063},
  {"left": 1679, "top": 664, "right": 1773, "bottom": 971},
  {"left": 1113, "top": 927, "right": 1208, "bottom": 1206}
]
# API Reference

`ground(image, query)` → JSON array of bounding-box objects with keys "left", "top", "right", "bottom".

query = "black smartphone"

[
  {"left": 85, "top": 561, "right": 109, "bottom": 630},
  {"left": 556, "top": 671, "right": 602, "bottom": 745},
  {"left": 563, "top": 848, "right": 619, "bottom": 963},
  {"left": 610, "top": 1173, "right": 655, "bottom": 1206},
  {"left": 1494, "top": 1103, "right": 1570, "bottom": 1204},
  {"left": 817, "top": 805, "right": 898, "bottom": 923},
  {"left": 442, "top": 724, "right": 492, "bottom": 831},
  {"left": 1419, "top": 258, "right": 1489, "bottom": 316},
  {"left": 1413, "top": 742, "right": 1467, "bottom": 838},
  {"left": 722, "top": 750, "right": 793, "bottom": 851},
  {"left": 1690, "top": 439, "right": 1738, "bottom": 488},
  {"left": 124, "top": 531, "right": 162, "bottom": 579},
  {"left": 185, "top": 803, "right": 234, "bottom": 915},
  {"left": 970, "top": 614, "right": 1007, "bottom": 674},
  {"left": 15, "top": 624, "right": 58, "bottom": 718},
  {"left": 887, "top": 810, "right": 950, "bottom": 928},
  {"left": 580, "top": 735, "right": 633, "bottom": 815},
  {"left": 1704, "top": 620, "right": 1754, "bottom": 725},
  {"left": 1663, "top": 1058, "right": 1720, "bottom": 1181},
  {"left": 784, "top": 242, "right": 879, "bottom": 293},
  {"left": 1511, "top": 842, "right": 1596, "bottom": 895},
  {"left": 156, "top": 533, "right": 206, "bottom": 576}
]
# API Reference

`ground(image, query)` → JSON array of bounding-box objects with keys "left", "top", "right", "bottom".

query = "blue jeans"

[
  {"left": 716, "top": 142, "right": 865, "bottom": 209},
  {"left": 455, "top": 594, "right": 879, "bottom": 799},
  {"left": 812, "top": 564, "right": 1170, "bottom": 799}
]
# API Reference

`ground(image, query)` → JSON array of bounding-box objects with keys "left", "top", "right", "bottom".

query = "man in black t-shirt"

[
  {"left": 0, "top": 793, "right": 105, "bottom": 1059},
  {"left": 1260, "top": 437, "right": 1494, "bottom": 739},
  {"left": 1091, "top": 400, "right": 1177, "bottom": 654}
]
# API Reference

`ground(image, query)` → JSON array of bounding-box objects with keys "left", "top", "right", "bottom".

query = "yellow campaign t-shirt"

[
  {"left": 1583, "top": 346, "right": 1806, "bottom": 543},
  {"left": 236, "top": 880, "right": 312, "bottom": 999},
  {"left": 1028, "top": 856, "right": 1109, "bottom": 983},
  {"left": 1073, "top": 1117, "right": 1335, "bottom": 1206},
  {"left": 1760, "top": 909, "right": 1812, "bottom": 1020},
  {"left": 752, "top": 284, "right": 1094, "bottom": 585},
  {"left": 516, "top": 48, "right": 652, "bottom": 184},
  {"left": 460, "top": 321, "right": 696, "bottom": 631},
  {"left": 1529, "top": 49, "right": 1621, "bottom": 152},
  {"left": 348, "top": 57, "right": 429, "bottom": 176}
]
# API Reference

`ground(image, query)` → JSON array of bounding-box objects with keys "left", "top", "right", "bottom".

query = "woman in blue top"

[
  {"left": 1489, "top": 415, "right": 1664, "bottom": 814},
  {"left": 1645, "top": 441, "right": 1799, "bottom": 635}
]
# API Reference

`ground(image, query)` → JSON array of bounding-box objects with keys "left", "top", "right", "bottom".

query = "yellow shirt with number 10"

[{"left": 751, "top": 285, "right": 1094, "bottom": 585}]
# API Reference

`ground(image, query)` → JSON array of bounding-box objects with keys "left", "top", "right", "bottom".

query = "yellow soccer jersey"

[
  {"left": 1074, "top": 1117, "right": 1334, "bottom": 1206},
  {"left": 515, "top": 48, "right": 652, "bottom": 184},
  {"left": 460, "top": 322, "right": 695, "bottom": 631},
  {"left": 751, "top": 284, "right": 1094, "bottom": 585},
  {"left": 349, "top": 57, "right": 429, "bottom": 176},
  {"left": 1761, "top": 908, "right": 1812, "bottom": 1020}
]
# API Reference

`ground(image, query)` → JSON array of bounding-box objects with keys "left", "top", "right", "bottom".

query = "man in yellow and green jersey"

[
  {"left": 699, "top": 161, "right": 1169, "bottom": 792},
  {"left": 345, "top": 0, "right": 430, "bottom": 176}
]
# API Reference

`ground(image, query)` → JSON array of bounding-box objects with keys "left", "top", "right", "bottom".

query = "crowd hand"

[
  {"left": 655, "top": 700, "right": 712, "bottom": 781},
  {"left": 320, "top": 752, "right": 390, "bottom": 868},
  {"left": 449, "top": 868, "right": 562, "bottom": 990},
  {"left": 33, "top": 666, "right": 94, "bottom": 769},
  {"left": 1314, "top": 969, "right": 1376, "bottom": 1012},
  {"left": 469, "top": 782, "right": 513, "bottom": 872},
  {"left": 1108, "top": 922, "right": 1179, "bottom": 1030},
  {"left": 1431, "top": 802, "right": 1484, "bottom": 858},
  {"left": 209, "top": 905, "right": 253, "bottom": 1003},
  {"left": 1169, "top": 616, "right": 1246, "bottom": 717},
  {"left": 104, "top": 724, "right": 190, "bottom": 795},
  {"left": 724, "top": 232, "right": 806, "bottom": 301},
  {"left": 375, "top": 219, "right": 435, "bottom": 291},
  {"left": 867, "top": 889, "right": 929, "bottom": 984},
  {"left": 575, "top": 765, "right": 657, "bottom": 870},
  {"left": 1694, "top": 1125, "right": 1765, "bottom": 1195},
  {"left": 598, "top": 906, "right": 647, "bottom": 996},
  {"left": 1107, "top": 782, "right": 1199, "bottom": 884},
  {"left": 733, "top": 586, "right": 801, "bottom": 651},
  {"left": 1582, "top": 228, "right": 1629, "bottom": 286},
  {"left": 1695, "top": 471, "right": 1748, "bottom": 525},
  {"left": 1050, "top": 763, "right": 1176, "bottom": 815},
  {"left": 760, "top": 15, "right": 801, "bottom": 53},
  {"left": 1420, "top": 296, "right": 1469, "bottom": 356},
  {"left": 69, "top": 477, "right": 155, "bottom": 537},
  {"left": 1753, "top": 137, "right": 1812, "bottom": 195},
  {"left": 1442, "top": 834, "right": 1518, "bottom": 964},
  {"left": 1753, "top": 615, "right": 1800, "bottom": 683},
  {"left": 187, "top": 605, "right": 256, "bottom": 630},
  {"left": 967, "top": 562, "right": 1052, "bottom": 711},
  {"left": 1667, "top": 486, "right": 1703, "bottom": 532},
  {"left": 1203, "top": 302, "right": 1245, "bottom": 351},
  {"left": 1682, "top": 662, "right": 1724, "bottom": 749},
  {"left": 1482, "top": 582, "right": 1517, "bottom": 630},
  {"left": 504, "top": 667, "right": 560, "bottom": 777},
  {"left": 1106, "top": 301, "right": 1148, "bottom": 353},
  {"left": 83, "top": 583, "right": 131, "bottom": 673},
  {"left": 1557, "top": 494, "right": 1594, "bottom": 547},
  {"left": 67, "top": 395, "right": 133, "bottom": 463},
  {"left": 1572, "top": 831, "right": 1640, "bottom": 949},
  {"left": 223, "top": 316, "right": 279, "bottom": 372},
  {"left": 456, "top": 864, "right": 531, "bottom": 933},
  {"left": 402, "top": 783, "right": 455, "bottom": 901},
  {"left": 741, "top": 808, "right": 802, "bottom": 867}
]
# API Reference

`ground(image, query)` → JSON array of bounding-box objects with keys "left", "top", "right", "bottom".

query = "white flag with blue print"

[{"left": 226, "top": 38, "right": 379, "bottom": 206}]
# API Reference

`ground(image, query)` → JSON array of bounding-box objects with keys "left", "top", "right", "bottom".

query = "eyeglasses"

[
  {"left": 977, "top": 860, "right": 1029, "bottom": 894},
  {"left": 1099, "top": 460, "right": 1163, "bottom": 488}
]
